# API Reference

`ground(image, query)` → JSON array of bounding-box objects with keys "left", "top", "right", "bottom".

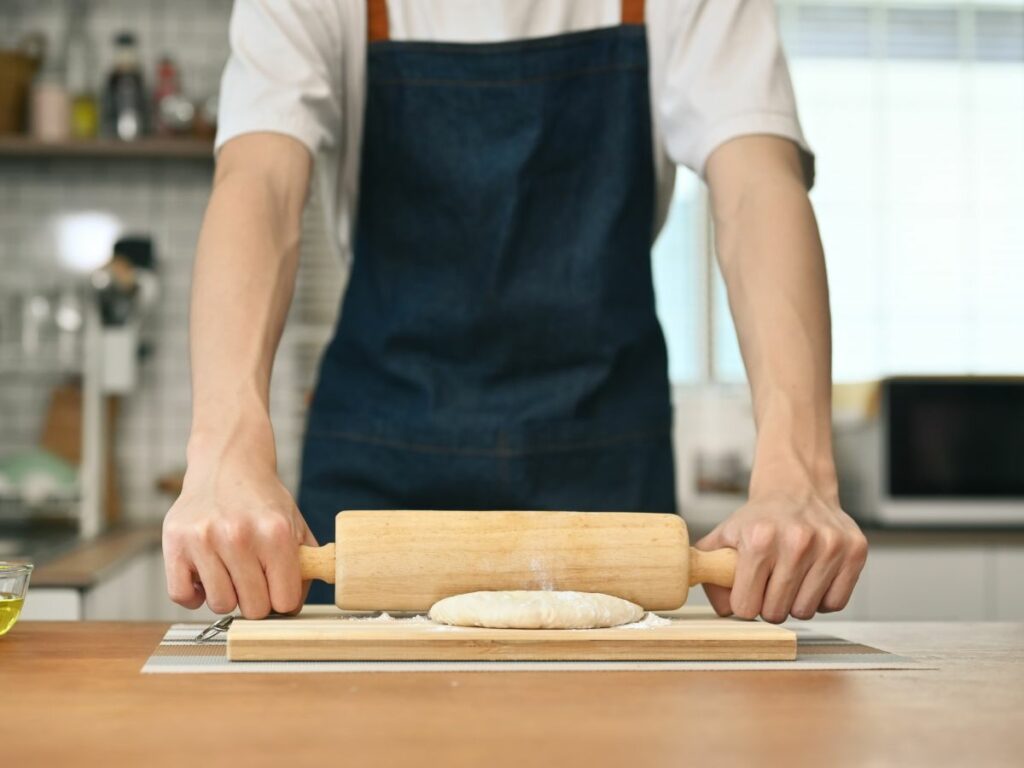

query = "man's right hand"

[{"left": 162, "top": 425, "right": 317, "bottom": 619}]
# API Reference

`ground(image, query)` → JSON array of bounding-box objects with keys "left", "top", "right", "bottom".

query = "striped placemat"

[{"left": 141, "top": 620, "right": 925, "bottom": 674}]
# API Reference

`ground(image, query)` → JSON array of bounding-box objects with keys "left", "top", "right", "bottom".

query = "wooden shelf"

[{"left": 0, "top": 135, "right": 214, "bottom": 160}]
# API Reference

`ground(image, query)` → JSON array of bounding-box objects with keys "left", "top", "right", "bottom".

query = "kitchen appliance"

[
  {"left": 295, "top": 510, "right": 736, "bottom": 611},
  {"left": 74, "top": 235, "right": 158, "bottom": 536},
  {"left": 839, "top": 377, "right": 1024, "bottom": 527},
  {"left": 91, "top": 236, "right": 158, "bottom": 393}
]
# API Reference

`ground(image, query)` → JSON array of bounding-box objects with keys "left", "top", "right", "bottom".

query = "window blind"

[{"left": 784, "top": 3, "right": 1024, "bottom": 61}]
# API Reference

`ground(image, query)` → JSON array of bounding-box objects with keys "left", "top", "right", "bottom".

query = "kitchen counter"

[
  {"left": 28, "top": 523, "right": 161, "bottom": 588},
  {"left": 5, "top": 523, "right": 166, "bottom": 621},
  {"left": 0, "top": 522, "right": 162, "bottom": 587},
  {"left": 2, "top": 621, "right": 1021, "bottom": 766}
]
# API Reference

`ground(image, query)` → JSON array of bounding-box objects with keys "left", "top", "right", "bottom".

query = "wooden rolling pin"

[{"left": 299, "top": 510, "right": 736, "bottom": 611}]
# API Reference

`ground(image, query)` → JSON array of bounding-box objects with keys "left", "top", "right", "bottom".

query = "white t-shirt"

[{"left": 216, "top": 0, "right": 812, "bottom": 258}]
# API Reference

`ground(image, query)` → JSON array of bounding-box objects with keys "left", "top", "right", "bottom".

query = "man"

[{"left": 163, "top": 0, "right": 868, "bottom": 623}]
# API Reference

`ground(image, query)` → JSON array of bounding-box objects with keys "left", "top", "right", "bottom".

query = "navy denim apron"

[{"left": 299, "top": 0, "right": 675, "bottom": 603}]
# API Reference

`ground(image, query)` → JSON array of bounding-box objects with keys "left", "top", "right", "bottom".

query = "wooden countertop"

[
  {"left": 29, "top": 523, "right": 162, "bottom": 588},
  {"left": 2, "top": 621, "right": 1021, "bottom": 767}
]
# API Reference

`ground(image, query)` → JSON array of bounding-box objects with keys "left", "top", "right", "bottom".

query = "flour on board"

[
  {"left": 334, "top": 612, "right": 431, "bottom": 623},
  {"left": 618, "top": 612, "right": 673, "bottom": 629}
]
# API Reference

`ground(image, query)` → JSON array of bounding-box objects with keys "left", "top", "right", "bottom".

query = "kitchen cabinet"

[
  {"left": 812, "top": 536, "right": 1024, "bottom": 622},
  {"left": 24, "top": 548, "right": 218, "bottom": 622},
  {"left": 994, "top": 546, "right": 1024, "bottom": 620},
  {"left": 22, "top": 547, "right": 148, "bottom": 620},
  {"left": 860, "top": 546, "right": 989, "bottom": 621},
  {"left": 18, "top": 588, "right": 82, "bottom": 620},
  {"left": 685, "top": 528, "right": 1024, "bottom": 622},
  {"left": 20, "top": 524, "right": 216, "bottom": 622},
  {"left": 688, "top": 543, "right": 1022, "bottom": 622}
]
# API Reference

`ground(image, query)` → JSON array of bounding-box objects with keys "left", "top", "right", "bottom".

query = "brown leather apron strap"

[
  {"left": 621, "top": 0, "right": 645, "bottom": 25},
  {"left": 367, "top": 0, "right": 389, "bottom": 43}
]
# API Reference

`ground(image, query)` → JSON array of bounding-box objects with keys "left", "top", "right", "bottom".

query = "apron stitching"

[
  {"left": 305, "top": 426, "right": 669, "bottom": 457},
  {"left": 368, "top": 64, "right": 646, "bottom": 89},
  {"left": 497, "top": 431, "right": 511, "bottom": 492}
]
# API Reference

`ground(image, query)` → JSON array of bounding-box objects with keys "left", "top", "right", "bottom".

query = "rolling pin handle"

[
  {"left": 688, "top": 547, "right": 737, "bottom": 588},
  {"left": 299, "top": 543, "right": 336, "bottom": 584}
]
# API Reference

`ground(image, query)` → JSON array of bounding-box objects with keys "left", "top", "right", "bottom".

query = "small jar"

[{"left": 30, "top": 70, "right": 71, "bottom": 142}]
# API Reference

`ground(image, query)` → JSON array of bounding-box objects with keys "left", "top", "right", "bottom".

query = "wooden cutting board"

[{"left": 227, "top": 606, "right": 796, "bottom": 662}]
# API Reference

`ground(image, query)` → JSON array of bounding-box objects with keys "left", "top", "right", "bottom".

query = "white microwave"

[{"left": 838, "top": 377, "right": 1024, "bottom": 527}]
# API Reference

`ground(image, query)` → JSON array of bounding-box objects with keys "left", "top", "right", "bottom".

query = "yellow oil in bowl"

[{"left": 0, "top": 592, "right": 25, "bottom": 636}]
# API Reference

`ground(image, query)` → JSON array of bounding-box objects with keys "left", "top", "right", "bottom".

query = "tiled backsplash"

[
  {"left": 0, "top": 158, "right": 343, "bottom": 523},
  {"left": 1, "top": 0, "right": 344, "bottom": 523}
]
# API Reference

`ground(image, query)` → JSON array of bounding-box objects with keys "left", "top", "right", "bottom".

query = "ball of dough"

[{"left": 428, "top": 590, "right": 644, "bottom": 629}]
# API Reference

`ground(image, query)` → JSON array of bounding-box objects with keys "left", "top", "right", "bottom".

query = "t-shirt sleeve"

[
  {"left": 215, "top": 0, "right": 344, "bottom": 156},
  {"left": 648, "top": 0, "right": 815, "bottom": 186}
]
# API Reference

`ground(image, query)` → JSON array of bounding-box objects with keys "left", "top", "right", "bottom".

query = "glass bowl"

[{"left": 0, "top": 562, "right": 33, "bottom": 637}]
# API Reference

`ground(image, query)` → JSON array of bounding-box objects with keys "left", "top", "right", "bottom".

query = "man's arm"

[
  {"left": 699, "top": 135, "right": 868, "bottom": 623},
  {"left": 163, "top": 132, "right": 317, "bottom": 619}
]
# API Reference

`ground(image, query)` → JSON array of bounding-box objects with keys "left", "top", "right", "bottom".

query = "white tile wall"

[
  {"left": 0, "top": 0, "right": 344, "bottom": 524},
  {"left": 0, "top": 158, "right": 342, "bottom": 523}
]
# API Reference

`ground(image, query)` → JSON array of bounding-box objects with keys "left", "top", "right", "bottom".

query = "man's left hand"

[{"left": 696, "top": 491, "right": 868, "bottom": 623}]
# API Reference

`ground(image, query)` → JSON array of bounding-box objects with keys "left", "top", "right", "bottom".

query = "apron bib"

[{"left": 299, "top": 0, "right": 675, "bottom": 602}]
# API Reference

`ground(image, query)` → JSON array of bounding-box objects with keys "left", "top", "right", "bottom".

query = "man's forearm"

[
  {"left": 165, "top": 134, "right": 316, "bottom": 618},
  {"left": 699, "top": 137, "right": 866, "bottom": 623},
  {"left": 708, "top": 136, "right": 837, "bottom": 498},
  {"left": 187, "top": 134, "right": 312, "bottom": 464}
]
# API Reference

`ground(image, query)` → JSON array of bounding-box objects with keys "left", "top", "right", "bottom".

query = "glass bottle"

[
  {"left": 101, "top": 31, "right": 147, "bottom": 141},
  {"left": 153, "top": 56, "right": 179, "bottom": 135},
  {"left": 63, "top": 0, "right": 99, "bottom": 139}
]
